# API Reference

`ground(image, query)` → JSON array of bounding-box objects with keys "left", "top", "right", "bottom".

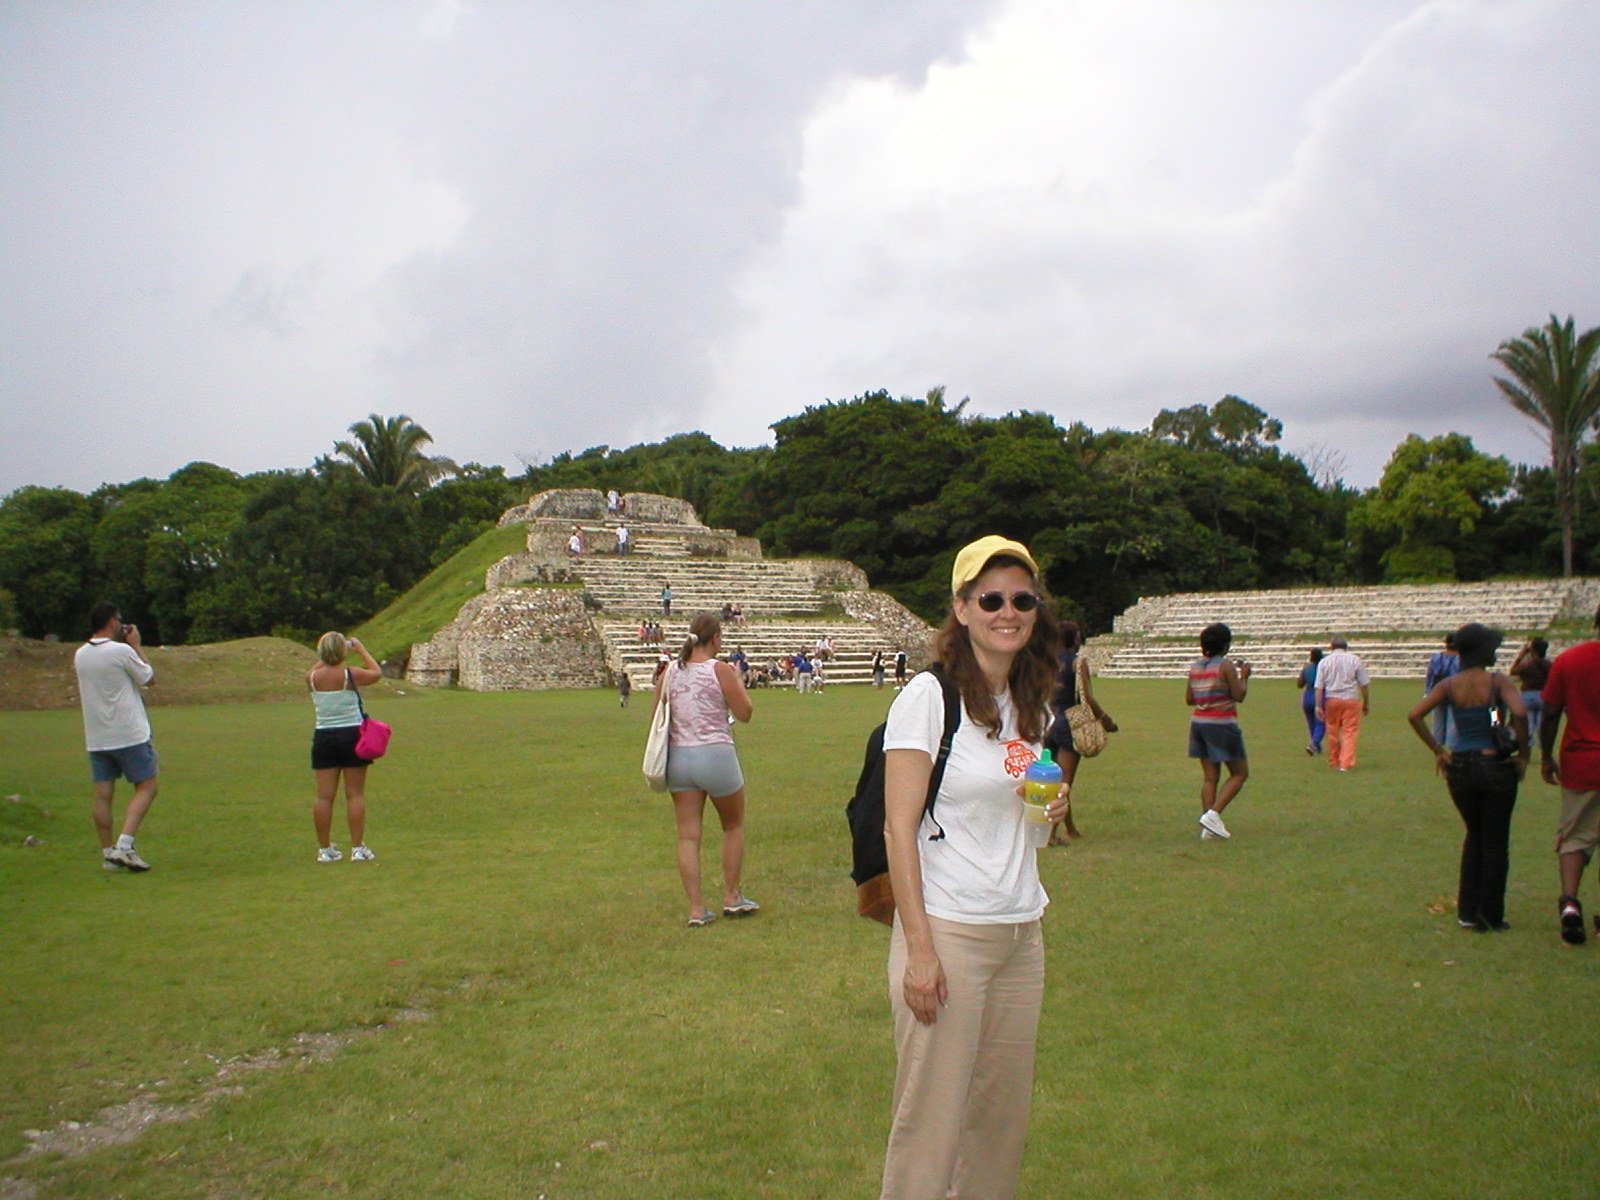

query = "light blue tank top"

[{"left": 311, "top": 671, "right": 363, "bottom": 730}]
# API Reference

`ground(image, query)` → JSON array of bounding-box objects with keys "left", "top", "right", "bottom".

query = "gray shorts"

[
  {"left": 1188, "top": 721, "right": 1247, "bottom": 763},
  {"left": 666, "top": 743, "right": 745, "bottom": 798},
  {"left": 88, "top": 741, "right": 159, "bottom": 784}
]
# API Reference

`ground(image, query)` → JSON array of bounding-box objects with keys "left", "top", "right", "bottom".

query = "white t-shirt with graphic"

[{"left": 883, "top": 671, "right": 1049, "bottom": 924}]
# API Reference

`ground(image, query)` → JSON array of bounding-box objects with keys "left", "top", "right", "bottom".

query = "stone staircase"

[
  {"left": 601, "top": 619, "right": 902, "bottom": 689},
  {"left": 1092, "top": 579, "right": 1596, "bottom": 679},
  {"left": 575, "top": 556, "right": 829, "bottom": 617}
]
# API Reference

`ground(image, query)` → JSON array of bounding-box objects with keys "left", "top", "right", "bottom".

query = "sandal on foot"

[
  {"left": 722, "top": 895, "right": 760, "bottom": 917},
  {"left": 688, "top": 910, "right": 718, "bottom": 928}
]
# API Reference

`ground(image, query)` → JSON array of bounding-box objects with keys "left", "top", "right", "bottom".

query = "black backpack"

[{"left": 846, "top": 664, "right": 962, "bottom": 925}]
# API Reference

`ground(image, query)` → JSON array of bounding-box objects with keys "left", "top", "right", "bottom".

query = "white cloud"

[
  {"left": 1, "top": 0, "right": 1595, "bottom": 496},
  {"left": 704, "top": 0, "right": 1600, "bottom": 483}
]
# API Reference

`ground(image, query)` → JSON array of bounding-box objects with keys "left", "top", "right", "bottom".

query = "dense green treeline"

[{"left": 4, "top": 394, "right": 1599, "bottom": 646}]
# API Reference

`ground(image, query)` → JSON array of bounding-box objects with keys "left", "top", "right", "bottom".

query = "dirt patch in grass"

[
  {"left": 0, "top": 636, "right": 319, "bottom": 711},
  {"left": 0, "top": 998, "right": 441, "bottom": 1200}
]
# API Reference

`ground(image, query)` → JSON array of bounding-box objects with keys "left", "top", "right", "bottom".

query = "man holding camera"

[{"left": 73, "top": 602, "right": 159, "bottom": 871}]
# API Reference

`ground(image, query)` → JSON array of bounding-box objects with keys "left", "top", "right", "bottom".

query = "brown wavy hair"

[{"left": 935, "top": 553, "right": 1061, "bottom": 742}]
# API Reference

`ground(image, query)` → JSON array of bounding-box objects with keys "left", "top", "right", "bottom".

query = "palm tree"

[
  {"left": 1491, "top": 314, "right": 1600, "bottom": 576},
  {"left": 333, "top": 414, "right": 458, "bottom": 494}
]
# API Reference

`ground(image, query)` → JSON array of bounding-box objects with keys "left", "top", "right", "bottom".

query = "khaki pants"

[
  {"left": 882, "top": 914, "right": 1044, "bottom": 1200},
  {"left": 1325, "top": 698, "right": 1363, "bottom": 770}
]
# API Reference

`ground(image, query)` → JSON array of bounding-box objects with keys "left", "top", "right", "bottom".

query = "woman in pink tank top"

[{"left": 651, "top": 612, "right": 757, "bottom": 927}]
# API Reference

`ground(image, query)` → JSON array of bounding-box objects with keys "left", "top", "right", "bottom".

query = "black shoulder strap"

[
  {"left": 348, "top": 667, "right": 367, "bottom": 718},
  {"left": 922, "top": 663, "right": 961, "bottom": 842}
]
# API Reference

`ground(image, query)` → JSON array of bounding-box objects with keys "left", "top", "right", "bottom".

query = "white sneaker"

[
  {"left": 1198, "top": 810, "right": 1231, "bottom": 839},
  {"left": 1200, "top": 828, "right": 1222, "bottom": 840},
  {"left": 105, "top": 845, "right": 151, "bottom": 871},
  {"left": 350, "top": 845, "right": 376, "bottom": 862},
  {"left": 317, "top": 845, "right": 343, "bottom": 862},
  {"left": 103, "top": 848, "right": 123, "bottom": 870}
]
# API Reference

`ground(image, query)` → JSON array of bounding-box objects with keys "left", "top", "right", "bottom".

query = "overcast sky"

[{"left": 4, "top": 0, "right": 1598, "bottom": 498}]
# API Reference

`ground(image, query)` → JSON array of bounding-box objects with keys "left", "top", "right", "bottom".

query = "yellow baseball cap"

[{"left": 951, "top": 535, "right": 1039, "bottom": 595}]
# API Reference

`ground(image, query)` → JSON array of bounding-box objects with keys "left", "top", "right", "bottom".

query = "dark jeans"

[
  {"left": 1301, "top": 701, "right": 1324, "bottom": 750},
  {"left": 1443, "top": 754, "right": 1520, "bottom": 927}
]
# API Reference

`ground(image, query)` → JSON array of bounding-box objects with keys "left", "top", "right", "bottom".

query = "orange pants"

[{"left": 1324, "top": 698, "right": 1364, "bottom": 769}]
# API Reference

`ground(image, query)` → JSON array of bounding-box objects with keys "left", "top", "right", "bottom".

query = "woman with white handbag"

[{"left": 647, "top": 612, "right": 756, "bottom": 927}]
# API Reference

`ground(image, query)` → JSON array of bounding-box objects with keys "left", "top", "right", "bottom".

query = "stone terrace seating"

[
  {"left": 1095, "top": 637, "right": 1462, "bottom": 681},
  {"left": 575, "top": 557, "right": 829, "bottom": 618},
  {"left": 566, "top": 509, "right": 924, "bottom": 688},
  {"left": 1094, "top": 580, "right": 1585, "bottom": 679},
  {"left": 1114, "top": 581, "right": 1572, "bottom": 640},
  {"left": 604, "top": 619, "right": 904, "bottom": 689}
]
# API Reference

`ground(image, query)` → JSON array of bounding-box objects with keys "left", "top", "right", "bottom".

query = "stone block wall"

[
  {"left": 1561, "top": 579, "right": 1600, "bottom": 622},
  {"left": 408, "top": 587, "right": 610, "bottom": 691},
  {"left": 498, "top": 489, "right": 706, "bottom": 528},
  {"left": 838, "top": 590, "right": 937, "bottom": 669},
  {"left": 620, "top": 492, "right": 699, "bottom": 526},
  {"left": 798, "top": 558, "right": 870, "bottom": 593},
  {"left": 485, "top": 554, "right": 584, "bottom": 589}
]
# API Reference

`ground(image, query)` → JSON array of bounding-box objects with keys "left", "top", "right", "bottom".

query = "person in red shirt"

[{"left": 1539, "top": 603, "right": 1600, "bottom": 945}]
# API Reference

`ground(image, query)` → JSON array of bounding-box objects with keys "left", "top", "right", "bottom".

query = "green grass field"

[{"left": 4, "top": 678, "right": 1599, "bottom": 1199}]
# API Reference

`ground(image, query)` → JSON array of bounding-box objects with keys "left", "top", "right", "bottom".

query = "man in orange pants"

[{"left": 1315, "top": 636, "right": 1370, "bottom": 772}]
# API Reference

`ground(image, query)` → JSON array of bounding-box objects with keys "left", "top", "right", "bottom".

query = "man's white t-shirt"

[
  {"left": 883, "top": 671, "right": 1049, "bottom": 924},
  {"left": 73, "top": 638, "right": 154, "bottom": 751}
]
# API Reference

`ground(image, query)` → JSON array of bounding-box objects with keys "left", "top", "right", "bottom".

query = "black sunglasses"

[{"left": 975, "top": 590, "right": 1039, "bottom": 613}]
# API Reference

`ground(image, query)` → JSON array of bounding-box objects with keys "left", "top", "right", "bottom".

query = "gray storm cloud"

[{"left": 2, "top": 0, "right": 1596, "bottom": 494}]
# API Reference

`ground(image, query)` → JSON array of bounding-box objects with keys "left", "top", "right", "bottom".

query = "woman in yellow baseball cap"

[{"left": 877, "top": 534, "right": 1068, "bottom": 1199}]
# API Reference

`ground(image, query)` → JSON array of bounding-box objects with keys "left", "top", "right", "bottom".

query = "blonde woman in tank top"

[
  {"left": 652, "top": 612, "right": 757, "bottom": 926},
  {"left": 307, "top": 632, "right": 382, "bottom": 863}
]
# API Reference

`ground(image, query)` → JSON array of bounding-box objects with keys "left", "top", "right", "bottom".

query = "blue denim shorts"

[
  {"left": 88, "top": 741, "right": 159, "bottom": 784},
  {"left": 1188, "top": 721, "right": 1247, "bottom": 763}
]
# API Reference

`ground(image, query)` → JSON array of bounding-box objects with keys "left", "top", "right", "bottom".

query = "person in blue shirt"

[
  {"left": 1408, "top": 624, "right": 1528, "bottom": 932},
  {"left": 1296, "top": 648, "right": 1324, "bottom": 755},
  {"left": 1424, "top": 632, "right": 1460, "bottom": 745}
]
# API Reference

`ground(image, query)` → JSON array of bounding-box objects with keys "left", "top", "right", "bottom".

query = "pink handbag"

[
  {"left": 352, "top": 676, "right": 392, "bottom": 760},
  {"left": 355, "top": 716, "right": 392, "bottom": 760}
]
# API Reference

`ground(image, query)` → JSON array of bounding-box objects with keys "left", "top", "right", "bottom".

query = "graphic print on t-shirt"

[{"left": 1003, "top": 739, "right": 1037, "bottom": 778}]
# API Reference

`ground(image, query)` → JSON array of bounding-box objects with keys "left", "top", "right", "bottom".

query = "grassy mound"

[
  {"left": 353, "top": 522, "right": 529, "bottom": 662},
  {"left": 0, "top": 636, "right": 326, "bottom": 711}
]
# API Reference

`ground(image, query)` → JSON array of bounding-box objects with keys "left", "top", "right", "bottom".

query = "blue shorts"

[
  {"left": 88, "top": 741, "right": 159, "bottom": 784},
  {"left": 666, "top": 743, "right": 745, "bottom": 798},
  {"left": 1188, "top": 721, "right": 1247, "bottom": 763}
]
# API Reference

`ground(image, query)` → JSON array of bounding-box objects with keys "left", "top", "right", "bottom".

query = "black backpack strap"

[{"left": 922, "top": 663, "right": 961, "bottom": 842}]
